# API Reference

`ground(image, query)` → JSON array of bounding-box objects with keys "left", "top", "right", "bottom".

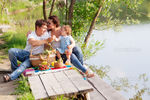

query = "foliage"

[
  {"left": 12, "top": 74, "right": 34, "bottom": 100},
  {"left": 0, "top": 55, "right": 7, "bottom": 63},
  {"left": 89, "top": 64, "right": 110, "bottom": 79},
  {"left": 81, "top": 40, "right": 104, "bottom": 60},
  {"left": 0, "top": 31, "right": 26, "bottom": 50}
]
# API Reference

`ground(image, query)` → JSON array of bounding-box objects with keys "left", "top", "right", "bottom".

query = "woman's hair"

[
  {"left": 48, "top": 15, "right": 60, "bottom": 27},
  {"left": 62, "top": 25, "right": 72, "bottom": 35},
  {"left": 35, "top": 19, "right": 47, "bottom": 30}
]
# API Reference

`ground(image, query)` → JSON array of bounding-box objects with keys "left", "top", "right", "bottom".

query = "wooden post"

[{"left": 83, "top": 93, "right": 90, "bottom": 100}]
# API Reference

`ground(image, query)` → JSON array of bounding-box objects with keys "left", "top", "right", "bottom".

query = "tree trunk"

[
  {"left": 65, "top": 0, "right": 68, "bottom": 24},
  {"left": 49, "top": 0, "right": 56, "bottom": 17},
  {"left": 43, "top": 0, "right": 47, "bottom": 20},
  {"left": 1, "top": 1, "right": 6, "bottom": 16},
  {"left": 68, "top": 0, "right": 76, "bottom": 27},
  {"left": 84, "top": 1, "right": 104, "bottom": 45}
]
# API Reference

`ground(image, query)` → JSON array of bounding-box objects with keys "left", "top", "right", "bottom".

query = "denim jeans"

[
  {"left": 57, "top": 46, "right": 87, "bottom": 73},
  {"left": 8, "top": 48, "right": 31, "bottom": 80}
]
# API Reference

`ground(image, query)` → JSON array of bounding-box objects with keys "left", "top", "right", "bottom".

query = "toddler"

[{"left": 55, "top": 25, "right": 75, "bottom": 64}]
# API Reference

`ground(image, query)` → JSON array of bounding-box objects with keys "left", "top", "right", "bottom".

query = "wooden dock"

[
  {"left": 87, "top": 74, "right": 127, "bottom": 100},
  {"left": 28, "top": 69, "right": 127, "bottom": 100},
  {"left": 28, "top": 69, "right": 93, "bottom": 100}
]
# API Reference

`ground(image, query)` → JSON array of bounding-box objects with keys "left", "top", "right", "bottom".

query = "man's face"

[
  {"left": 47, "top": 19, "right": 55, "bottom": 30},
  {"left": 37, "top": 25, "right": 47, "bottom": 36}
]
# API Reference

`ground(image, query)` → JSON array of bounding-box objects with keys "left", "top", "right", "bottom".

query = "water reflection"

[{"left": 86, "top": 24, "right": 150, "bottom": 100}]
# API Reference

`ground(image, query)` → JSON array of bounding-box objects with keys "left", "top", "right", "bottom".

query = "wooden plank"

[
  {"left": 64, "top": 70, "right": 93, "bottom": 93},
  {"left": 87, "top": 74, "right": 127, "bottom": 100},
  {"left": 89, "top": 88, "right": 106, "bottom": 100},
  {"left": 28, "top": 75, "right": 48, "bottom": 100},
  {"left": 40, "top": 73, "right": 64, "bottom": 97},
  {"left": 53, "top": 71, "right": 78, "bottom": 95}
]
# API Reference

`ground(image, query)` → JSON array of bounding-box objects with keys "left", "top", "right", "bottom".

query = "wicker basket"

[{"left": 29, "top": 48, "right": 56, "bottom": 67}]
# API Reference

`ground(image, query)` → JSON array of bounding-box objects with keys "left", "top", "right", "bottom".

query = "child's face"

[{"left": 61, "top": 28, "right": 67, "bottom": 36}]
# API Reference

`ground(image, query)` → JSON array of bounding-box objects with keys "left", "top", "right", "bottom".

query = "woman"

[{"left": 47, "top": 16, "right": 94, "bottom": 78}]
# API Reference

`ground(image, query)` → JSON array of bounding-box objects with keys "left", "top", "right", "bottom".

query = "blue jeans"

[
  {"left": 57, "top": 46, "right": 87, "bottom": 73},
  {"left": 8, "top": 48, "right": 31, "bottom": 80}
]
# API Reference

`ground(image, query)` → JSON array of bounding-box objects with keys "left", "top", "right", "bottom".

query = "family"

[{"left": 3, "top": 15, "right": 94, "bottom": 82}]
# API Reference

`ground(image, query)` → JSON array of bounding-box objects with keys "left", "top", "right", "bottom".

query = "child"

[{"left": 55, "top": 25, "right": 75, "bottom": 64}]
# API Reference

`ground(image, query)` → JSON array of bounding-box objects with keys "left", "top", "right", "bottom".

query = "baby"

[{"left": 55, "top": 25, "right": 75, "bottom": 64}]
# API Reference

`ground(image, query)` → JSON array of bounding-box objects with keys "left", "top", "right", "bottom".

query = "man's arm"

[{"left": 28, "top": 38, "right": 48, "bottom": 47}]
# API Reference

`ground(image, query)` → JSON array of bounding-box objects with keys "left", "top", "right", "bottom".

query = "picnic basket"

[{"left": 29, "top": 48, "right": 56, "bottom": 67}]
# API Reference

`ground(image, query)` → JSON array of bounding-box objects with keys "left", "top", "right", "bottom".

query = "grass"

[
  {"left": 0, "top": 55, "right": 8, "bottom": 63},
  {"left": 12, "top": 74, "right": 34, "bottom": 100}
]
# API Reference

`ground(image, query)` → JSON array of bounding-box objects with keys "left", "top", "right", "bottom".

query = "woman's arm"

[{"left": 68, "top": 37, "right": 75, "bottom": 49}]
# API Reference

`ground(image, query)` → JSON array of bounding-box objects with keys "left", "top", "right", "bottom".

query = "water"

[{"left": 86, "top": 24, "right": 150, "bottom": 100}]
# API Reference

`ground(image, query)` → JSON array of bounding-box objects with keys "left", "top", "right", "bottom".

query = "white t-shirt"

[{"left": 24, "top": 31, "right": 51, "bottom": 55}]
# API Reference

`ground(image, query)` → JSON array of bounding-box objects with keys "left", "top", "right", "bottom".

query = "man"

[{"left": 3, "top": 19, "right": 52, "bottom": 82}]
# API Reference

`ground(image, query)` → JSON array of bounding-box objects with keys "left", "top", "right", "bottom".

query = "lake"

[{"left": 86, "top": 24, "right": 150, "bottom": 100}]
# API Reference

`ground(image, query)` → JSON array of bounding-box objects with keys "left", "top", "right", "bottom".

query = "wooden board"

[
  {"left": 64, "top": 70, "right": 93, "bottom": 93},
  {"left": 28, "top": 75, "right": 48, "bottom": 100},
  {"left": 89, "top": 88, "right": 106, "bottom": 100},
  {"left": 87, "top": 74, "right": 127, "bottom": 100},
  {"left": 53, "top": 71, "right": 78, "bottom": 96},
  {"left": 40, "top": 73, "right": 64, "bottom": 97}
]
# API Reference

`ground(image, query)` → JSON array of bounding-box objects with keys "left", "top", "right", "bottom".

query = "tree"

[
  {"left": 49, "top": 0, "right": 56, "bottom": 17},
  {"left": 43, "top": 0, "right": 47, "bottom": 20},
  {"left": 84, "top": 0, "right": 104, "bottom": 44},
  {"left": 65, "top": 0, "right": 68, "bottom": 24},
  {"left": 0, "top": 0, "right": 8, "bottom": 16},
  {"left": 68, "top": 0, "right": 76, "bottom": 27}
]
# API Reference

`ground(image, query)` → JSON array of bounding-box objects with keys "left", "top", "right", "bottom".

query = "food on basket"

[{"left": 54, "top": 58, "right": 64, "bottom": 68}]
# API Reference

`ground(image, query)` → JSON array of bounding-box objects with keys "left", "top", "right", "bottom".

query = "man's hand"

[
  {"left": 47, "top": 37, "right": 52, "bottom": 43},
  {"left": 47, "top": 35, "right": 56, "bottom": 43}
]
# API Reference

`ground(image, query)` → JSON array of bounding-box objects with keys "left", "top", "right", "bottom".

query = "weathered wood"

[
  {"left": 64, "top": 70, "right": 93, "bottom": 93},
  {"left": 89, "top": 88, "right": 106, "bottom": 100},
  {"left": 53, "top": 71, "right": 78, "bottom": 95},
  {"left": 40, "top": 73, "right": 64, "bottom": 97},
  {"left": 87, "top": 74, "right": 127, "bottom": 100},
  {"left": 28, "top": 75, "right": 48, "bottom": 100}
]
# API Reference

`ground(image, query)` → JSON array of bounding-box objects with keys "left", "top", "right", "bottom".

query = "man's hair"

[
  {"left": 62, "top": 25, "right": 72, "bottom": 35},
  {"left": 35, "top": 19, "right": 47, "bottom": 30},
  {"left": 48, "top": 15, "right": 60, "bottom": 27}
]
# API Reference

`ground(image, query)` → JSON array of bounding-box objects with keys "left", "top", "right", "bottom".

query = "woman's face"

[{"left": 47, "top": 19, "right": 55, "bottom": 30}]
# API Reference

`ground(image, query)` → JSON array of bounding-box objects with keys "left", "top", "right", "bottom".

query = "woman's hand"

[
  {"left": 66, "top": 49, "right": 72, "bottom": 55},
  {"left": 67, "top": 45, "right": 73, "bottom": 49}
]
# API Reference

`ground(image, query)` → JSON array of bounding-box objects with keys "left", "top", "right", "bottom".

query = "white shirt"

[{"left": 24, "top": 31, "right": 51, "bottom": 55}]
